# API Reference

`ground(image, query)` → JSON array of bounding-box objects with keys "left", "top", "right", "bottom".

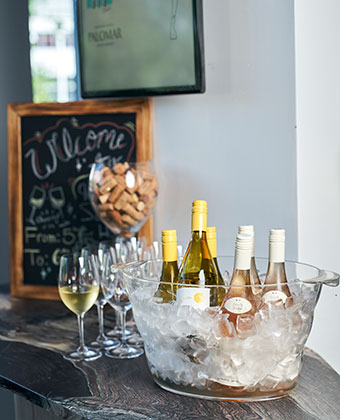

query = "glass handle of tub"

[{"left": 319, "top": 270, "right": 340, "bottom": 287}]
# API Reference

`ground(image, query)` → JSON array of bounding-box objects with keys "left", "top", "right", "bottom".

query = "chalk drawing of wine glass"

[
  {"left": 170, "top": 0, "right": 179, "bottom": 40},
  {"left": 27, "top": 186, "right": 46, "bottom": 225},
  {"left": 48, "top": 186, "right": 66, "bottom": 220}
]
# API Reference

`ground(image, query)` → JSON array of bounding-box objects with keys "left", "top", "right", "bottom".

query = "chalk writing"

[{"left": 21, "top": 113, "right": 137, "bottom": 285}]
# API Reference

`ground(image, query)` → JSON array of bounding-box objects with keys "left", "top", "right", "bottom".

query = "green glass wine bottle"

[
  {"left": 154, "top": 230, "right": 178, "bottom": 303},
  {"left": 177, "top": 200, "right": 225, "bottom": 308}
]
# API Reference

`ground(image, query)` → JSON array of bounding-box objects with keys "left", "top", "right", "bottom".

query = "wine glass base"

[
  {"left": 90, "top": 337, "right": 120, "bottom": 350},
  {"left": 105, "top": 345, "right": 144, "bottom": 359},
  {"left": 107, "top": 327, "right": 136, "bottom": 339},
  {"left": 63, "top": 348, "right": 102, "bottom": 362},
  {"left": 127, "top": 335, "right": 144, "bottom": 347}
]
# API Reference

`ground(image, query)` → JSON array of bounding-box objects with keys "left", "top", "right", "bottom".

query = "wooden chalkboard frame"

[{"left": 8, "top": 98, "right": 153, "bottom": 300}]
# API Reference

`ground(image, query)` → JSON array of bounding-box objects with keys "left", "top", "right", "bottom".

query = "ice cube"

[
  {"left": 236, "top": 314, "right": 256, "bottom": 339},
  {"left": 259, "top": 374, "right": 281, "bottom": 390}
]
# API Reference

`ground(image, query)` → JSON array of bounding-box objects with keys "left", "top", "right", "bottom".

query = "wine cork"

[
  {"left": 108, "top": 210, "right": 123, "bottom": 225},
  {"left": 115, "top": 175, "right": 126, "bottom": 188},
  {"left": 131, "top": 193, "right": 139, "bottom": 204},
  {"left": 122, "top": 214, "right": 139, "bottom": 226},
  {"left": 108, "top": 185, "right": 124, "bottom": 203},
  {"left": 139, "top": 194, "right": 150, "bottom": 203},
  {"left": 114, "top": 191, "right": 130, "bottom": 210},
  {"left": 136, "top": 201, "right": 145, "bottom": 211},
  {"left": 98, "top": 203, "right": 114, "bottom": 211},
  {"left": 98, "top": 193, "right": 110, "bottom": 204},
  {"left": 123, "top": 203, "right": 145, "bottom": 221},
  {"left": 99, "top": 175, "right": 117, "bottom": 194}
]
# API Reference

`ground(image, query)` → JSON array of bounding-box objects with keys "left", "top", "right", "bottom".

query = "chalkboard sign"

[{"left": 8, "top": 99, "right": 152, "bottom": 299}]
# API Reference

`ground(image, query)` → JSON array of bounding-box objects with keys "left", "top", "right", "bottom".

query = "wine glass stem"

[
  {"left": 115, "top": 308, "right": 121, "bottom": 329},
  {"left": 77, "top": 313, "right": 87, "bottom": 352},
  {"left": 97, "top": 303, "right": 105, "bottom": 339},
  {"left": 119, "top": 308, "right": 127, "bottom": 344}
]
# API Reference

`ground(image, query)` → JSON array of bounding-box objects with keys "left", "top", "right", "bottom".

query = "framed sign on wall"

[
  {"left": 8, "top": 98, "right": 153, "bottom": 300},
  {"left": 75, "top": 0, "right": 205, "bottom": 98}
]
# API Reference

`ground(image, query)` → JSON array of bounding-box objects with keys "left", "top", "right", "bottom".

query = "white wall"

[
  {"left": 295, "top": 0, "right": 340, "bottom": 372},
  {"left": 153, "top": 1, "right": 298, "bottom": 263}
]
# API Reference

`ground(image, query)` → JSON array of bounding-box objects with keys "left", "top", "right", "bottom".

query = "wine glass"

[
  {"left": 80, "top": 247, "right": 119, "bottom": 350},
  {"left": 98, "top": 239, "right": 134, "bottom": 339},
  {"left": 102, "top": 252, "right": 144, "bottom": 359},
  {"left": 103, "top": 238, "right": 146, "bottom": 339},
  {"left": 58, "top": 252, "right": 102, "bottom": 362}
]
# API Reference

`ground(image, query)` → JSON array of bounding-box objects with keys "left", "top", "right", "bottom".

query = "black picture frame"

[{"left": 74, "top": 0, "right": 205, "bottom": 98}]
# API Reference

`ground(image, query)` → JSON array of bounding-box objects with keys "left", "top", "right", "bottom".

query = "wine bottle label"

[
  {"left": 262, "top": 290, "right": 287, "bottom": 304},
  {"left": 224, "top": 297, "right": 252, "bottom": 314},
  {"left": 176, "top": 287, "right": 210, "bottom": 309}
]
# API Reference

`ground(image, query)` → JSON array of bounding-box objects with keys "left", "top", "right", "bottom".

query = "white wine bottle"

[
  {"left": 154, "top": 229, "right": 179, "bottom": 303},
  {"left": 220, "top": 234, "right": 257, "bottom": 334},
  {"left": 206, "top": 226, "right": 224, "bottom": 285},
  {"left": 177, "top": 200, "right": 225, "bottom": 308},
  {"left": 263, "top": 229, "right": 291, "bottom": 304},
  {"left": 238, "top": 225, "right": 262, "bottom": 301}
]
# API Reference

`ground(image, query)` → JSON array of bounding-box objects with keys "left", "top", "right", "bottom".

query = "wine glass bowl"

[
  {"left": 89, "top": 161, "right": 158, "bottom": 238},
  {"left": 121, "top": 256, "right": 339, "bottom": 401}
]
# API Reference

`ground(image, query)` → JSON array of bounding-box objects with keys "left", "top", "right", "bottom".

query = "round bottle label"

[
  {"left": 263, "top": 290, "right": 287, "bottom": 304},
  {"left": 224, "top": 297, "right": 252, "bottom": 314}
]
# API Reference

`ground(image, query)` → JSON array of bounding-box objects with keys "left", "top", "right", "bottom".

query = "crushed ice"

[{"left": 129, "top": 283, "right": 316, "bottom": 391}]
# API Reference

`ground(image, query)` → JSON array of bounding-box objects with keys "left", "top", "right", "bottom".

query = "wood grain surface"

[{"left": 0, "top": 294, "right": 338, "bottom": 420}]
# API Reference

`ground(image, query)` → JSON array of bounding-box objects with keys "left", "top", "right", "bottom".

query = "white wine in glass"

[
  {"left": 58, "top": 253, "right": 102, "bottom": 362},
  {"left": 59, "top": 284, "right": 99, "bottom": 315}
]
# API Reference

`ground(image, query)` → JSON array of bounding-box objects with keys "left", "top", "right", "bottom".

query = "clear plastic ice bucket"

[{"left": 121, "top": 257, "right": 339, "bottom": 401}]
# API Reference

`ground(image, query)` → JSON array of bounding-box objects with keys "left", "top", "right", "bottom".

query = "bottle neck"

[
  {"left": 162, "top": 242, "right": 177, "bottom": 262},
  {"left": 266, "top": 261, "right": 286, "bottom": 276},
  {"left": 251, "top": 239, "right": 255, "bottom": 258},
  {"left": 191, "top": 211, "right": 207, "bottom": 232},
  {"left": 207, "top": 238, "right": 217, "bottom": 258},
  {"left": 269, "top": 242, "right": 285, "bottom": 263},
  {"left": 230, "top": 268, "right": 251, "bottom": 286},
  {"left": 234, "top": 248, "right": 251, "bottom": 271}
]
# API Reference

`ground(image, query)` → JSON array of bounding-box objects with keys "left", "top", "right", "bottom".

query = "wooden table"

[{"left": 0, "top": 293, "right": 338, "bottom": 420}]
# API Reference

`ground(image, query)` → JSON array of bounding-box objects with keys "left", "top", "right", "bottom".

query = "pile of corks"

[{"left": 94, "top": 162, "right": 158, "bottom": 231}]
